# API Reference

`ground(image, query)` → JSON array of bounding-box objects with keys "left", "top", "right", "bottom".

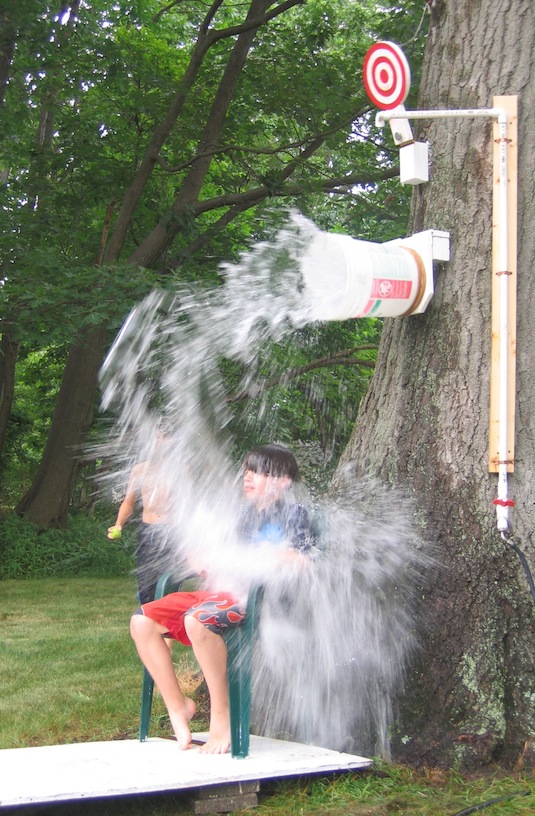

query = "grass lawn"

[
  {"left": 1, "top": 577, "right": 534, "bottom": 815},
  {"left": 0, "top": 577, "right": 198, "bottom": 748}
]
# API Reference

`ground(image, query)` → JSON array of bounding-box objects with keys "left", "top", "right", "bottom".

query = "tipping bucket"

[{"left": 299, "top": 231, "right": 428, "bottom": 321}]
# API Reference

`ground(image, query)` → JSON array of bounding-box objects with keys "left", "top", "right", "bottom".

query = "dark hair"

[{"left": 243, "top": 444, "right": 300, "bottom": 481}]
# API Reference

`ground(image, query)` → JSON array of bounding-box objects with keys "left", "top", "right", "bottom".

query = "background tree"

[
  {"left": 0, "top": 0, "right": 424, "bottom": 525},
  {"left": 337, "top": 0, "right": 535, "bottom": 769}
]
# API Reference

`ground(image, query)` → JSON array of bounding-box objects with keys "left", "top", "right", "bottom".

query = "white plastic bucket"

[{"left": 300, "top": 231, "right": 425, "bottom": 320}]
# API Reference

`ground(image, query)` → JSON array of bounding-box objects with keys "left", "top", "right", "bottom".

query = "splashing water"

[{"left": 98, "top": 214, "right": 427, "bottom": 758}]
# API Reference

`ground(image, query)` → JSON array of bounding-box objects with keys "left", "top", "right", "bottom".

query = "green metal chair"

[{"left": 138, "top": 571, "right": 262, "bottom": 758}]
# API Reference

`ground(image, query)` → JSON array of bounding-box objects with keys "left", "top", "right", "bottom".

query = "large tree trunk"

[
  {"left": 338, "top": 0, "right": 535, "bottom": 769},
  {"left": 15, "top": 326, "right": 107, "bottom": 527},
  {"left": 0, "top": 331, "right": 19, "bottom": 457}
]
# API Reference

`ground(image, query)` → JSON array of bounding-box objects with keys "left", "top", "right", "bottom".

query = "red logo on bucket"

[{"left": 371, "top": 278, "right": 412, "bottom": 299}]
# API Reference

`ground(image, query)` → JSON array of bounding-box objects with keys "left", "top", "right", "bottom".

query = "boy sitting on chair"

[{"left": 130, "top": 444, "right": 316, "bottom": 754}]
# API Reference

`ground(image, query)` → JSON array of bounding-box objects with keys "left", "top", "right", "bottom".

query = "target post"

[
  {"left": 368, "top": 49, "right": 519, "bottom": 529},
  {"left": 363, "top": 41, "right": 415, "bottom": 148}
]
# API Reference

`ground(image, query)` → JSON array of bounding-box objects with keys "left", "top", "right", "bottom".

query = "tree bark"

[
  {"left": 0, "top": 331, "right": 19, "bottom": 458},
  {"left": 15, "top": 326, "right": 107, "bottom": 527},
  {"left": 337, "top": 0, "right": 535, "bottom": 769}
]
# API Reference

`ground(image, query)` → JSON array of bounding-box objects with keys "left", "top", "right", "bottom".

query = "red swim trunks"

[{"left": 140, "top": 591, "right": 247, "bottom": 645}]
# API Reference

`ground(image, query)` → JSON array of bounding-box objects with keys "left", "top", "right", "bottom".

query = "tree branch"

[
  {"left": 156, "top": 107, "right": 366, "bottom": 174},
  {"left": 189, "top": 166, "right": 399, "bottom": 215},
  {"left": 153, "top": 0, "right": 224, "bottom": 28},
  {"left": 228, "top": 347, "right": 377, "bottom": 403},
  {"left": 209, "top": 0, "right": 305, "bottom": 44}
]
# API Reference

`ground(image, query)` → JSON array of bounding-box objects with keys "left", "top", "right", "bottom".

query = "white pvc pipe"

[
  {"left": 375, "top": 108, "right": 504, "bottom": 126},
  {"left": 377, "top": 106, "right": 512, "bottom": 531}
]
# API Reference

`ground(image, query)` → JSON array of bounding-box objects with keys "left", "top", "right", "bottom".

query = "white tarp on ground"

[{"left": 0, "top": 735, "right": 372, "bottom": 807}]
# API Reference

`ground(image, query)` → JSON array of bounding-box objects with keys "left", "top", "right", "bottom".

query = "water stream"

[{"left": 99, "top": 214, "right": 427, "bottom": 757}]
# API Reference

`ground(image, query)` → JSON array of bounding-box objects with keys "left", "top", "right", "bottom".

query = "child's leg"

[
  {"left": 130, "top": 613, "right": 196, "bottom": 749},
  {"left": 184, "top": 615, "right": 231, "bottom": 754}
]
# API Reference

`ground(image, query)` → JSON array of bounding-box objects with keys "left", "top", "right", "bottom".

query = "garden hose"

[
  {"left": 451, "top": 789, "right": 530, "bottom": 815},
  {"left": 502, "top": 530, "right": 535, "bottom": 608}
]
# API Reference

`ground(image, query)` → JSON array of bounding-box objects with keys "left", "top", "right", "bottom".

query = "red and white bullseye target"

[{"left": 363, "top": 41, "right": 411, "bottom": 110}]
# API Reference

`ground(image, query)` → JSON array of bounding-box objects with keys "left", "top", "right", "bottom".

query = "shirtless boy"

[{"left": 108, "top": 431, "right": 173, "bottom": 603}]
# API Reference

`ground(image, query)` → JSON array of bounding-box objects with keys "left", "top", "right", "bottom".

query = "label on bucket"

[
  {"left": 356, "top": 278, "right": 414, "bottom": 317},
  {"left": 372, "top": 278, "right": 412, "bottom": 299}
]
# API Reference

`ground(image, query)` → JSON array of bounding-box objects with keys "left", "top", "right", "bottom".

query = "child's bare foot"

[
  {"left": 169, "top": 697, "right": 197, "bottom": 750},
  {"left": 198, "top": 723, "right": 231, "bottom": 754}
]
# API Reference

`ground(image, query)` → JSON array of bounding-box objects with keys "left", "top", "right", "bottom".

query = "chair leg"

[
  {"left": 139, "top": 668, "right": 154, "bottom": 742},
  {"left": 227, "top": 624, "right": 253, "bottom": 758},
  {"left": 226, "top": 587, "right": 261, "bottom": 758}
]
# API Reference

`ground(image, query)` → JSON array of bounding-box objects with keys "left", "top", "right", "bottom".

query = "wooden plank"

[{"left": 489, "top": 95, "right": 517, "bottom": 472}]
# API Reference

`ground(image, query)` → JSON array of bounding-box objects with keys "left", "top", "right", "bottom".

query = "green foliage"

[
  {"left": 225, "top": 317, "right": 381, "bottom": 491},
  {"left": 0, "top": 0, "right": 428, "bottom": 515},
  {"left": 0, "top": 0, "right": 426, "bottom": 341},
  {"left": 0, "top": 512, "right": 135, "bottom": 579}
]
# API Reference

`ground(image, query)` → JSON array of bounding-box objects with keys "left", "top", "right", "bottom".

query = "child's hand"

[{"left": 107, "top": 525, "right": 122, "bottom": 540}]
